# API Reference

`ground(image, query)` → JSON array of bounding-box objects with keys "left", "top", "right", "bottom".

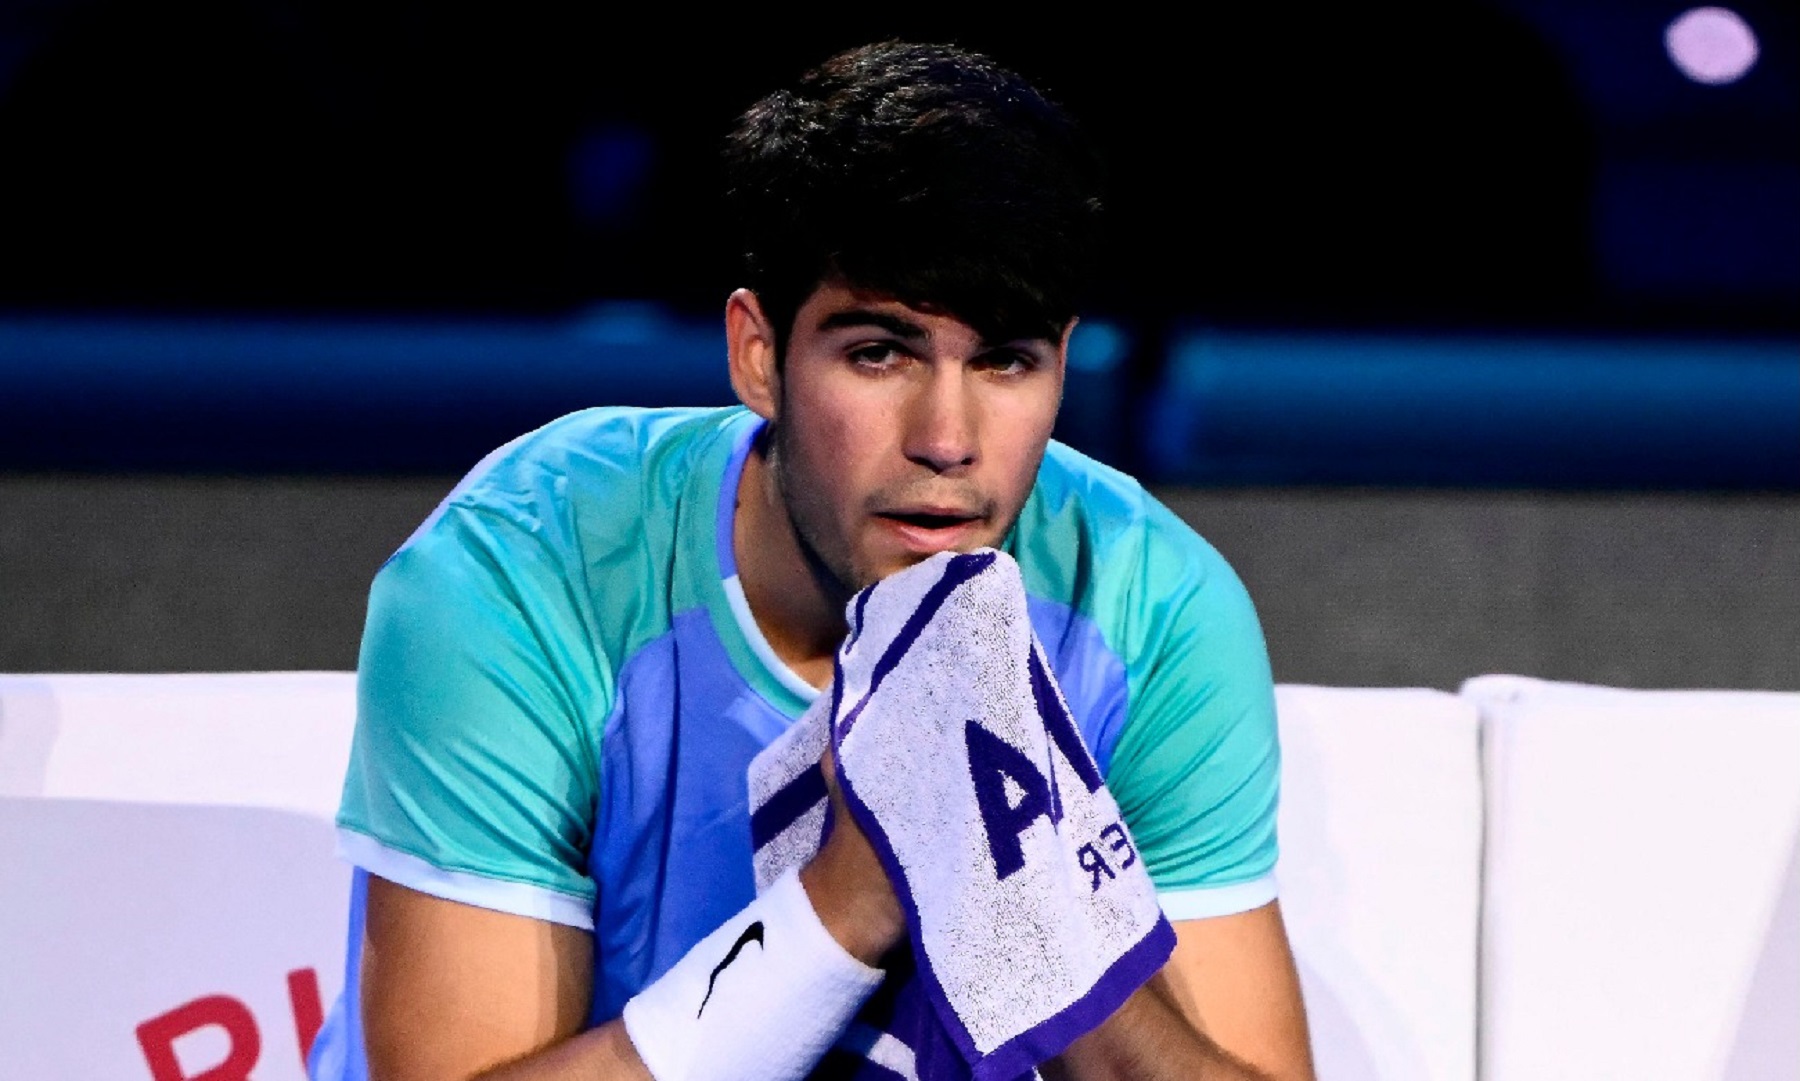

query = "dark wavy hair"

[{"left": 723, "top": 41, "right": 1105, "bottom": 354}]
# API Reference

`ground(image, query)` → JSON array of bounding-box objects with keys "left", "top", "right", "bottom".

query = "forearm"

[
  {"left": 364, "top": 955, "right": 651, "bottom": 1081},
  {"left": 469, "top": 1021, "right": 651, "bottom": 1081},
  {"left": 378, "top": 877, "right": 879, "bottom": 1081},
  {"left": 1043, "top": 981, "right": 1277, "bottom": 1081}
]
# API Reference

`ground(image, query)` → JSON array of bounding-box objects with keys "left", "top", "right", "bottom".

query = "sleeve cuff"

[
  {"left": 1156, "top": 873, "right": 1278, "bottom": 921},
  {"left": 336, "top": 828, "right": 595, "bottom": 930}
]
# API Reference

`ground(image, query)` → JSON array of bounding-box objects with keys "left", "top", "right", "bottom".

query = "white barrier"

[
  {"left": 2, "top": 673, "right": 1795, "bottom": 1081},
  {"left": 1467, "top": 677, "right": 1800, "bottom": 1081},
  {"left": 0, "top": 674, "right": 355, "bottom": 1081},
  {"left": 1276, "top": 686, "right": 1483, "bottom": 1081}
]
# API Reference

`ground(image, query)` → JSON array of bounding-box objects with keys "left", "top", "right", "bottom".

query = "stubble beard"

[{"left": 766, "top": 417, "right": 866, "bottom": 607}]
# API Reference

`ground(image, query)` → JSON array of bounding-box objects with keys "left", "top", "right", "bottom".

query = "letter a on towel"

[{"left": 748, "top": 549, "right": 1176, "bottom": 1080}]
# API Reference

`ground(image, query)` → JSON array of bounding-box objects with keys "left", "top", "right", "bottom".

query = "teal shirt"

[{"left": 310, "top": 406, "right": 1279, "bottom": 1080}]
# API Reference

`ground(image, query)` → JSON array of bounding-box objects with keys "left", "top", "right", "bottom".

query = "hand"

[{"left": 797, "top": 744, "right": 907, "bottom": 965}]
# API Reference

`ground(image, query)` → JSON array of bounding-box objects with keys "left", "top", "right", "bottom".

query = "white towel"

[{"left": 748, "top": 549, "right": 1174, "bottom": 1080}]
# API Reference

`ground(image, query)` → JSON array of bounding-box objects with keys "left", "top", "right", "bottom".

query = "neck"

[{"left": 732, "top": 433, "right": 847, "bottom": 690}]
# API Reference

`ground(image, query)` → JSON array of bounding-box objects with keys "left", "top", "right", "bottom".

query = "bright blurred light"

[
  {"left": 1067, "top": 319, "right": 1129, "bottom": 374},
  {"left": 1665, "top": 7, "right": 1759, "bottom": 85}
]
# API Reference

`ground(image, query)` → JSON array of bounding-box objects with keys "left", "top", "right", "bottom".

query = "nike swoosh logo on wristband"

[{"left": 697, "top": 920, "right": 765, "bottom": 1017}]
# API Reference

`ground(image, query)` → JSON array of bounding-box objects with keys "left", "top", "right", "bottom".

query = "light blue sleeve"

[
  {"left": 336, "top": 500, "right": 612, "bottom": 928},
  {"left": 1106, "top": 497, "right": 1281, "bottom": 913}
]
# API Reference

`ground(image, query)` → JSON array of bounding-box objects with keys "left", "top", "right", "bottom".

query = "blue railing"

[
  {"left": 3, "top": 311, "right": 1793, "bottom": 487},
  {"left": 1145, "top": 329, "right": 1798, "bottom": 488}
]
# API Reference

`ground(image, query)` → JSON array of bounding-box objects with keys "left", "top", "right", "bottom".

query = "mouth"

[
  {"left": 879, "top": 510, "right": 981, "bottom": 530},
  {"left": 873, "top": 507, "right": 987, "bottom": 553}
]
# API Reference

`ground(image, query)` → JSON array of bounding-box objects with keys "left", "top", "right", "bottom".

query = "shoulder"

[
  {"left": 386, "top": 405, "right": 740, "bottom": 589},
  {"left": 411, "top": 406, "right": 734, "bottom": 553},
  {"left": 375, "top": 405, "right": 746, "bottom": 665},
  {"left": 1014, "top": 441, "right": 1252, "bottom": 664}
]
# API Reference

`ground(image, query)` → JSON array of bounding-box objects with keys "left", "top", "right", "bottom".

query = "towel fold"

[{"left": 749, "top": 549, "right": 1175, "bottom": 1080}]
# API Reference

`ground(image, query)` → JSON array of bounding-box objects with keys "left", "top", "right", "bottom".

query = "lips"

[
  {"left": 880, "top": 509, "right": 980, "bottom": 529},
  {"left": 873, "top": 506, "right": 986, "bottom": 554}
]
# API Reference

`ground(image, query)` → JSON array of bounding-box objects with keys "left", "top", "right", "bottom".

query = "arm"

[
  {"left": 1046, "top": 905, "right": 1315, "bottom": 1081},
  {"left": 347, "top": 494, "right": 898, "bottom": 1079},
  {"left": 344, "top": 497, "right": 619, "bottom": 1081},
  {"left": 359, "top": 757, "right": 901, "bottom": 1081},
  {"left": 359, "top": 875, "right": 649, "bottom": 1081},
  {"left": 348, "top": 517, "right": 639, "bottom": 1080}
]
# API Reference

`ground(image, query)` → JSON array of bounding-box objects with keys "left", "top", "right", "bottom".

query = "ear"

[
  {"left": 1052, "top": 316, "right": 1078, "bottom": 390},
  {"left": 726, "top": 288, "right": 780, "bottom": 421}
]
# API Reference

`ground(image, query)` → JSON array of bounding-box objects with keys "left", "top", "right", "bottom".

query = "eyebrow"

[
  {"left": 815, "top": 308, "right": 930, "bottom": 341},
  {"left": 814, "top": 308, "right": 1058, "bottom": 352}
]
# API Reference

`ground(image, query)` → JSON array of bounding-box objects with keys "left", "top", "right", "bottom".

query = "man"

[{"left": 309, "top": 41, "right": 1313, "bottom": 1081}]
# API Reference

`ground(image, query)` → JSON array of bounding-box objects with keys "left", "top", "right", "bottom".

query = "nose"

[{"left": 903, "top": 364, "right": 978, "bottom": 474}]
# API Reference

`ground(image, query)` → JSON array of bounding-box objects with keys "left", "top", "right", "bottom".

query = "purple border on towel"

[
  {"left": 970, "top": 916, "right": 1176, "bottom": 1081},
  {"left": 829, "top": 547, "right": 1172, "bottom": 1076},
  {"left": 846, "top": 587, "right": 873, "bottom": 649},
  {"left": 1028, "top": 643, "right": 1104, "bottom": 797},
  {"left": 835, "top": 551, "right": 996, "bottom": 741},
  {"left": 749, "top": 761, "right": 827, "bottom": 849},
  {"left": 818, "top": 1049, "right": 915, "bottom": 1081},
  {"left": 833, "top": 587, "right": 1175, "bottom": 1081},
  {"left": 835, "top": 740, "right": 1174, "bottom": 1079}
]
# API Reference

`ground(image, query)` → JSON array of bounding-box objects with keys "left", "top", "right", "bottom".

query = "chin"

[{"left": 868, "top": 545, "right": 966, "bottom": 583}]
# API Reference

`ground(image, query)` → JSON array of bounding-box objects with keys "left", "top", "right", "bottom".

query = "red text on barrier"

[
  {"left": 135, "top": 967, "right": 325, "bottom": 1079},
  {"left": 136, "top": 994, "right": 260, "bottom": 1081}
]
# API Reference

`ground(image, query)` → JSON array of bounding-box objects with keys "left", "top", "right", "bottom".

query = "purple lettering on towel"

[
  {"left": 967, "top": 720, "right": 1054, "bottom": 880},
  {"left": 1101, "top": 822, "right": 1137, "bottom": 871},
  {"left": 1076, "top": 843, "right": 1115, "bottom": 891}
]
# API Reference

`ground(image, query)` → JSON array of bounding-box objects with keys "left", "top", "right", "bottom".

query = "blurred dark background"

[
  {"left": 2, "top": 2, "right": 1795, "bottom": 326},
  {"left": 1, "top": 2, "right": 1795, "bottom": 686}
]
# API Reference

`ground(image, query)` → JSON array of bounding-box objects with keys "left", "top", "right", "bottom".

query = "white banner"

[{"left": 0, "top": 674, "right": 355, "bottom": 1081}]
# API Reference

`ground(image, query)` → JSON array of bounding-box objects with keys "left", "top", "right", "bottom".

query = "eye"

[
  {"left": 847, "top": 342, "right": 908, "bottom": 369},
  {"left": 976, "top": 349, "right": 1038, "bottom": 376}
]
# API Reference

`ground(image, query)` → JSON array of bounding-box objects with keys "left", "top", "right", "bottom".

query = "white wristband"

[{"left": 621, "top": 867, "right": 885, "bottom": 1081}]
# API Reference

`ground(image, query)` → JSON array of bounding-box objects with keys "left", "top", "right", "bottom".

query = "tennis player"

[{"left": 309, "top": 41, "right": 1313, "bottom": 1081}]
